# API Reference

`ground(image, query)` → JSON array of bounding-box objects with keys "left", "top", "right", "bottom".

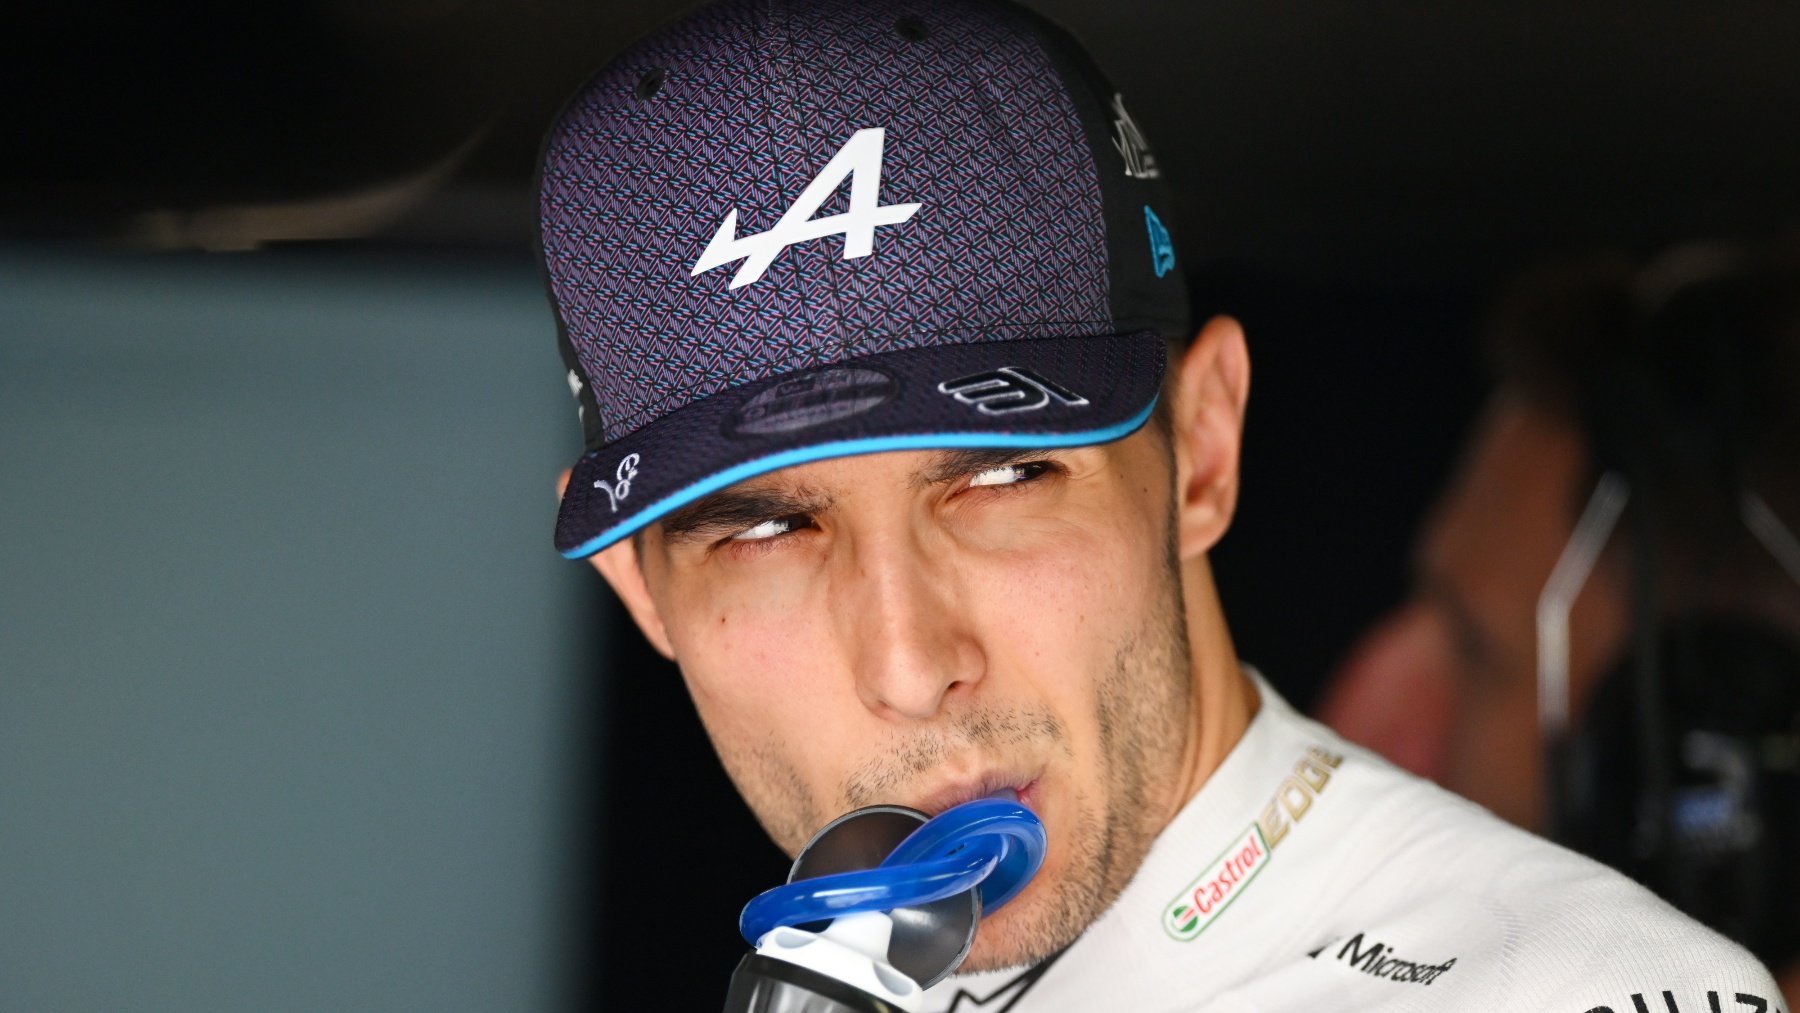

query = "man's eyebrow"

[
  {"left": 657, "top": 486, "right": 831, "bottom": 544},
  {"left": 911, "top": 447, "right": 1062, "bottom": 489},
  {"left": 656, "top": 450, "right": 1058, "bottom": 542}
]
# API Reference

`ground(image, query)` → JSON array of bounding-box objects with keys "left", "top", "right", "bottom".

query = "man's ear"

[
  {"left": 1169, "top": 315, "right": 1251, "bottom": 559},
  {"left": 589, "top": 538, "right": 678, "bottom": 661},
  {"left": 557, "top": 468, "right": 678, "bottom": 660}
]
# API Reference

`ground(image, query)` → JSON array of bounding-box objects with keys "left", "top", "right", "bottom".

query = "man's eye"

[
  {"left": 730, "top": 516, "right": 805, "bottom": 542},
  {"left": 968, "top": 461, "right": 1052, "bottom": 488}
]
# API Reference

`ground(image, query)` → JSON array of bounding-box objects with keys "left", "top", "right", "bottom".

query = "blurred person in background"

[{"left": 1318, "top": 241, "right": 1800, "bottom": 1003}]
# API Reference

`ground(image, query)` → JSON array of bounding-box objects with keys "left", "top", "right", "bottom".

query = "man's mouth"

[{"left": 914, "top": 772, "right": 1041, "bottom": 818}]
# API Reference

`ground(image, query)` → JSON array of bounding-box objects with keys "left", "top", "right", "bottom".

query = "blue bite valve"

[{"left": 723, "top": 796, "right": 1046, "bottom": 1012}]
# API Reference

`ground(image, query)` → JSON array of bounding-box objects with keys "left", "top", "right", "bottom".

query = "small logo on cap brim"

[
  {"left": 938, "top": 366, "right": 1089, "bottom": 415},
  {"left": 729, "top": 366, "right": 897, "bottom": 435},
  {"left": 594, "top": 453, "right": 641, "bottom": 512}
]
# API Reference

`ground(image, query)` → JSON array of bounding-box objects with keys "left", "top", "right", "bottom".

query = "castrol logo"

[{"left": 1163, "top": 745, "right": 1344, "bottom": 941}]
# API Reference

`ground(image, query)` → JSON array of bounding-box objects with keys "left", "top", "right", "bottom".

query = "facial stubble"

[
  {"left": 703, "top": 530, "right": 1196, "bottom": 974},
  {"left": 959, "top": 538, "right": 1194, "bottom": 971}
]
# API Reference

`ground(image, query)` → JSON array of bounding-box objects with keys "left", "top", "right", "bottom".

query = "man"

[
  {"left": 1318, "top": 247, "right": 1800, "bottom": 1006},
  {"left": 539, "top": 0, "right": 1779, "bottom": 1006}
]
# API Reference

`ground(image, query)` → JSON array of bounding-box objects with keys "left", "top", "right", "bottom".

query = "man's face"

[
  {"left": 1321, "top": 396, "right": 1628, "bottom": 829},
  {"left": 614, "top": 426, "right": 1196, "bottom": 971}
]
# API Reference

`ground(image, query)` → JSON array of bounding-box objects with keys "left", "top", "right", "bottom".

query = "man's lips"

[{"left": 913, "top": 773, "right": 1041, "bottom": 818}]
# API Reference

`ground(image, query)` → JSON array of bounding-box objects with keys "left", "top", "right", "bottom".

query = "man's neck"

[{"left": 1160, "top": 556, "right": 1260, "bottom": 833}]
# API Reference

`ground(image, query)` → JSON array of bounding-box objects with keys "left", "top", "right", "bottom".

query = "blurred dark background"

[{"left": 4, "top": 1, "right": 1799, "bottom": 1009}]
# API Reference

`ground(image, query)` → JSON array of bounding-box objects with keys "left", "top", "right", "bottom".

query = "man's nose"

[{"left": 836, "top": 531, "right": 982, "bottom": 722}]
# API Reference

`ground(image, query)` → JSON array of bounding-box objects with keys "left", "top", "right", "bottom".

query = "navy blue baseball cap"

[{"left": 540, "top": 0, "right": 1189, "bottom": 558}]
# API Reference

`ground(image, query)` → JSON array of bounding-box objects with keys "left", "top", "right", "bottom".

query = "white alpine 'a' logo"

[{"left": 691, "top": 127, "right": 921, "bottom": 290}]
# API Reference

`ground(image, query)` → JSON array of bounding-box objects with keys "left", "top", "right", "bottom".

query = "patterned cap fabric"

[{"left": 541, "top": 0, "right": 1187, "bottom": 558}]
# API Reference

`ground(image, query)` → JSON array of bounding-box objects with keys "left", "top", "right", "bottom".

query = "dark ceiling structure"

[{"left": 7, "top": 1, "right": 1800, "bottom": 282}]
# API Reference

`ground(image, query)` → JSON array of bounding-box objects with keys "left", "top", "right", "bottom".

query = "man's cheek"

[
  {"left": 674, "top": 586, "right": 834, "bottom": 688},
  {"left": 980, "top": 533, "right": 1146, "bottom": 643},
  {"left": 704, "top": 728, "right": 826, "bottom": 856},
  {"left": 679, "top": 621, "right": 854, "bottom": 771}
]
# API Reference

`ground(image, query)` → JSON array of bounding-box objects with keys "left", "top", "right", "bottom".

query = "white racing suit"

[{"left": 922, "top": 669, "right": 1781, "bottom": 1012}]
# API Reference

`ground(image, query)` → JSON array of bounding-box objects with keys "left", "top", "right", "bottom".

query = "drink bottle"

[{"left": 723, "top": 795, "right": 1045, "bottom": 1012}]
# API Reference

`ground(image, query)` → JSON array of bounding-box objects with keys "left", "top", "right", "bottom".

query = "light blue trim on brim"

[{"left": 560, "top": 396, "right": 1159, "bottom": 559}]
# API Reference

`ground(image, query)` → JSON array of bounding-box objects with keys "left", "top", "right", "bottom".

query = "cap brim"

[{"left": 556, "top": 331, "right": 1166, "bottom": 558}]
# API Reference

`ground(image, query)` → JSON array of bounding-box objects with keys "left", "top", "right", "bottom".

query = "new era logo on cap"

[{"left": 691, "top": 127, "right": 921, "bottom": 290}]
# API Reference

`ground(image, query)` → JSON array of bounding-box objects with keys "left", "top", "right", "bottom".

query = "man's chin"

[
  {"left": 952, "top": 881, "right": 1081, "bottom": 976},
  {"left": 957, "top": 927, "right": 1034, "bottom": 976}
]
